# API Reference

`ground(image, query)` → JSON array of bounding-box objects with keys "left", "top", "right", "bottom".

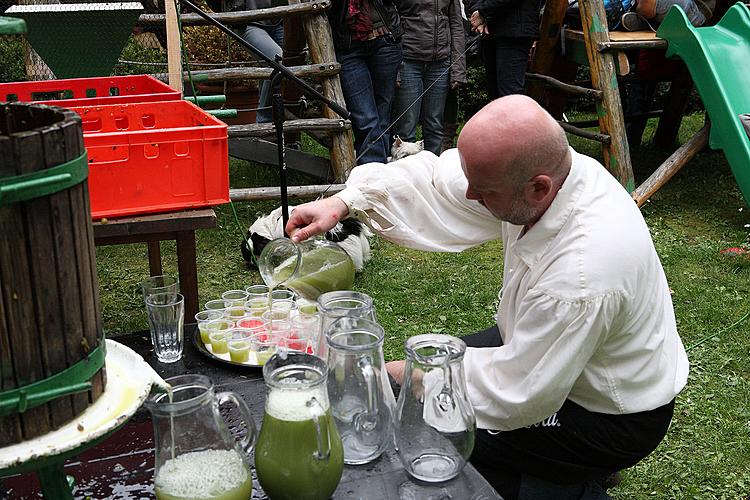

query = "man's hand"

[
  {"left": 451, "top": 81, "right": 462, "bottom": 90},
  {"left": 470, "top": 10, "right": 489, "bottom": 35},
  {"left": 285, "top": 197, "right": 349, "bottom": 243},
  {"left": 386, "top": 360, "right": 407, "bottom": 385}
]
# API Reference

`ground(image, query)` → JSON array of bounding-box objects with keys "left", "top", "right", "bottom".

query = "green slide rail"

[{"left": 657, "top": 2, "right": 750, "bottom": 205}]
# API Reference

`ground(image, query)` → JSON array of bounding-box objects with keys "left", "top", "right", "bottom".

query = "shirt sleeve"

[
  {"left": 463, "top": 287, "right": 624, "bottom": 430},
  {"left": 334, "top": 150, "right": 502, "bottom": 252}
]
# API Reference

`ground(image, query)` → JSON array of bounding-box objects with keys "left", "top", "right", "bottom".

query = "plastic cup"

[
  {"left": 236, "top": 317, "right": 267, "bottom": 331},
  {"left": 224, "top": 305, "right": 251, "bottom": 320},
  {"left": 195, "top": 310, "right": 223, "bottom": 344},
  {"left": 245, "top": 284, "right": 270, "bottom": 300},
  {"left": 206, "top": 318, "right": 233, "bottom": 354},
  {"left": 227, "top": 329, "right": 252, "bottom": 363},
  {"left": 250, "top": 332, "right": 277, "bottom": 366},
  {"left": 222, "top": 289, "right": 249, "bottom": 308},
  {"left": 204, "top": 299, "right": 227, "bottom": 311},
  {"left": 245, "top": 298, "right": 269, "bottom": 317},
  {"left": 271, "top": 288, "right": 296, "bottom": 301}
]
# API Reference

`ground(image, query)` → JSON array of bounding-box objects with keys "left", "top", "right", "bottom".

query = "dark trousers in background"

[
  {"left": 462, "top": 325, "right": 675, "bottom": 500},
  {"left": 481, "top": 37, "right": 535, "bottom": 100}
]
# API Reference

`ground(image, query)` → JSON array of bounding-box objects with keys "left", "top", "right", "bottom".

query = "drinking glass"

[
  {"left": 195, "top": 310, "right": 223, "bottom": 344},
  {"left": 145, "top": 292, "right": 185, "bottom": 363},
  {"left": 141, "top": 275, "right": 179, "bottom": 300},
  {"left": 315, "top": 291, "right": 377, "bottom": 357}
]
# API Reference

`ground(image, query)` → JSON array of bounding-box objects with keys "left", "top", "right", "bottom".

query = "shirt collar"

[{"left": 510, "top": 148, "right": 586, "bottom": 268}]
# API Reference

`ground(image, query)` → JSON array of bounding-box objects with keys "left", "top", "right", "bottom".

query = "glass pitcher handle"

[
  {"left": 306, "top": 396, "right": 331, "bottom": 461},
  {"left": 357, "top": 355, "right": 379, "bottom": 431},
  {"left": 216, "top": 391, "right": 258, "bottom": 455}
]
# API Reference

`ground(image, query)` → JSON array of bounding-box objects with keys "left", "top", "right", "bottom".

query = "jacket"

[
  {"left": 328, "top": 0, "right": 404, "bottom": 49},
  {"left": 397, "top": 0, "right": 467, "bottom": 83},
  {"left": 465, "top": 0, "right": 543, "bottom": 39}
]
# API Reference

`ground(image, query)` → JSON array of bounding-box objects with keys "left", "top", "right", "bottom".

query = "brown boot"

[
  {"left": 636, "top": 0, "right": 657, "bottom": 19},
  {"left": 441, "top": 122, "right": 459, "bottom": 153}
]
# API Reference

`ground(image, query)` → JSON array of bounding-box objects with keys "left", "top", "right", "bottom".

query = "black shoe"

[{"left": 621, "top": 12, "right": 654, "bottom": 31}]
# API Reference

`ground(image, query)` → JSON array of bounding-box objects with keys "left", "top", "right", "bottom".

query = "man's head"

[{"left": 457, "top": 95, "right": 572, "bottom": 227}]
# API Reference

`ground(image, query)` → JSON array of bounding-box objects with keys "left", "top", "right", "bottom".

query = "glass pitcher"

[
  {"left": 326, "top": 316, "right": 396, "bottom": 465},
  {"left": 145, "top": 374, "right": 257, "bottom": 500},
  {"left": 258, "top": 237, "right": 355, "bottom": 300},
  {"left": 315, "top": 290, "right": 377, "bottom": 358},
  {"left": 255, "top": 352, "right": 344, "bottom": 500},
  {"left": 394, "top": 334, "right": 476, "bottom": 483}
]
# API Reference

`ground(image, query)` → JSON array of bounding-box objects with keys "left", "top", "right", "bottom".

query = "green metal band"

[
  {"left": 0, "top": 16, "right": 26, "bottom": 35},
  {"left": 0, "top": 151, "right": 88, "bottom": 206},
  {"left": 0, "top": 343, "right": 105, "bottom": 416}
]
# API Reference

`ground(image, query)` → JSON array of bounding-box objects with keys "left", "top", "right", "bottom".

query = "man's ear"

[{"left": 525, "top": 174, "right": 554, "bottom": 204}]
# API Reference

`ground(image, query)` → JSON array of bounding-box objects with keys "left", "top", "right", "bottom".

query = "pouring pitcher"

[
  {"left": 255, "top": 352, "right": 344, "bottom": 500},
  {"left": 315, "top": 290, "right": 377, "bottom": 358},
  {"left": 395, "top": 334, "right": 476, "bottom": 483},
  {"left": 326, "top": 316, "right": 396, "bottom": 465},
  {"left": 145, "top": 374, "right": 257, "bottom": 500}
]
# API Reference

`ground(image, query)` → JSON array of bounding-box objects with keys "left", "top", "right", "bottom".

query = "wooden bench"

[{"left": 92, "top": 209, "right": 217, "bottom": 320}]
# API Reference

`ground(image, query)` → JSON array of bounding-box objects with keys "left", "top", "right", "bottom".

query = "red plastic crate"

[
  {"left": 0, "top": 75, "right": 180, "bottom": 107},
  {"left": 69, "top": 100, "right": 229, "bottom": 219}
]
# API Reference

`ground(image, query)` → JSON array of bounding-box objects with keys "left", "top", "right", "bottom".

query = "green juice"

[
  {"left": 154, "top": 449, "right": 252, "bottom": 500},
  {"left": 255, "top": 411, "right": 344, "bottom": 500},
  {"left": 283, "top": 247, "right": 355, "bottom": 300}
]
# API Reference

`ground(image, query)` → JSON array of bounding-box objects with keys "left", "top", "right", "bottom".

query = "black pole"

[
  {"left": 179, "top": 0, "right": 349, "bottom": 120},
  {"left": 271, "top": 69, "right": 290, "bottom": 234}
]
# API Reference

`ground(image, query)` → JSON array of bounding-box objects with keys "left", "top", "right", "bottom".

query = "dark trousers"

[
  {"left": 463, "top": 326, "right": 675, "bottom": 500},
  {"left": 481, "top": 37, "right": 535, "bottom": 99}
]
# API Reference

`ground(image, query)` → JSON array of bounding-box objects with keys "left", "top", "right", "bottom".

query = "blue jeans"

[
  {"left": 654, "top": 0, "right": 706, "bottom": 25},
  {"left": 337, "top": 36, "right": 403, "bottom": 164},
  {"left": 391, "top": 58, "right": 451, "bottom": 155},
  {"left": 242, "top": 23, "right": 283, "bottom": 123}
]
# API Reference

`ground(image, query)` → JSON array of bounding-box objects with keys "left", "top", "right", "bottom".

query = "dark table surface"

[{"left": 2, "top": 329, "right": 502, "bottom": 500}]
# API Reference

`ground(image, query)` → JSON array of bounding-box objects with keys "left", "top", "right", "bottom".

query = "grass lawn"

[{"left": 97, "top": 113, "right": 750, "bottom": 499}]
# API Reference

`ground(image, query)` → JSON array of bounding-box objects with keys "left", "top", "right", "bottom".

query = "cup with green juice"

[
  {"left": 196, "top": 310, "right": 223, "bottom": 344},
  {"left": 227, "top": 329, "right": 252, "bottom": 363},
  {"left": 206, "top": 318, "right": 233, "bottom": 354},
  {"left": 250, "top": 332, "right": 276, "bottom": 365}
]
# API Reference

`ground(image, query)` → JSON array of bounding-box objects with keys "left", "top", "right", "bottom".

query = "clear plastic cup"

[
  {"left": 224, "top": 305, "right": 251, "bottom": 320},
  {"left": 271, "top": 288, "right": 296, "bottom": 301},
  {"left": 245, "top": 297, "right": 269, "bottom": 317},
  {"left": 250, "top": 332, "right": 277, "bottom": 366},
  {"left": 205, "top": 318, "right": 233, "bottom": 354},
  {"left": 245, "top": 284, "right": 270, "bottom": 300},
  {"left": 227, "top": 329, "right": 253, "bottom": 363},
  {"left": 204, "top": 299, "right": 227, "bottom": 311},
  {"left": 222, "top": 289, "right": 249, "bottom": 308},
  {"left": 195, "top": 310, "right": 223, "bottom": 344}
]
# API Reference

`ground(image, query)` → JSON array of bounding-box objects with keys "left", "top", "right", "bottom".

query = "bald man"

[{"left": 286, "top": 96, "right": 688, "bottom": 499}]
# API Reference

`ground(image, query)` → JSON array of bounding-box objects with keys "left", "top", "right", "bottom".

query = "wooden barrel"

[{"left": 0, "top": 103, "right": 105, "bottom": 447}]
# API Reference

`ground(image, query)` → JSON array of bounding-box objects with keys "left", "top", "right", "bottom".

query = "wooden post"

[
  {"left": 577, "top": 0, "right": 635, "bottom": 191},
  {"left": 288, "top": 0, "right": 355, "bottom": 181},
  {"left": 527, "top": 0, "right": 568, "bottom": 106},
  {"left": 165, "top": 0, "right": 184, "bottom": 94}
]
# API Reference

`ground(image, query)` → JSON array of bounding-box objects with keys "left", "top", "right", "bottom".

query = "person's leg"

[
  {"left": 367, "top": 36, "right": 403, "bottom": 163},
  {"left": 419, "top": 58, "right": 451, "bottom": 155},
  {"left": 492, "top": 37, "right": 534, "bottom": 98},
  {"left": 242, "top": 23, "right": 283, "bottom": 123},
  {"left": 391, "top": 59, "right": 424, "bottom": 144},
  {"left": 441, "top": 86, "right": 459, "bottom": 152},
  {"left": 481, "top": 36, "right": 499, "bottom": 101},
  {"left": 653, "top": 0, "right": 706, "bottom": 25},
  {"left": 337, "top": 43, "right": 381, "bottom": 164},
  {"left": 471, "top": 399, "right": 675, "bottom": 500}
]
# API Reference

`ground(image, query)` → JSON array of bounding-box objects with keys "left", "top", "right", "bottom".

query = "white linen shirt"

[{"left": 336, "top": 148, "right": 689, "bottom": 431}]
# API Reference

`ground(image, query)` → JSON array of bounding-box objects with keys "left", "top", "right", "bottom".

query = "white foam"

[
  {"left": 266, "top": 384, "right": 329, "bottom": 421},
  {"left": 155, "top": 449, "right": 248, "bottom": 498}
]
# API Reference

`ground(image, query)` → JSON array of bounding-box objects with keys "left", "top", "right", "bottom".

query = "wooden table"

[
  {"left": 0, "top": 329, "right": 503, "bottom": 499},
  {"left": 92, "top": 209, "right": 217, "bottom": 319}
]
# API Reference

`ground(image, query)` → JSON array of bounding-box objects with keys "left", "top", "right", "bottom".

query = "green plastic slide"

[{"left": 657, "top": 2, "right": 750, "bottom": 205}]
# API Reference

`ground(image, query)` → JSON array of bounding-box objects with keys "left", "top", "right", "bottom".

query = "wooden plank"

[
  {"left": 228, "top": 118, "right": 350, "bottom": 138},
  {"left": 152, "top": 62, "right": 341, "bottom": 84},
  {"left": 632, "top": 125, "right": 709, "bottom": 206},
  {"left": 525, "top": 72, "right": 602, "bottom": 98},
  {"left": 138, "top": 1, "right": 331, "bottom": 26},
  {"left": 576, "top": 0, "right": 635, "bottom": 190},
  {"left": 165, "top": 0, "right": 183, "bottom": 94},
  {"left": 288, "top": 0, "right": 355, "bottom": 180},
  {"left": 527, "top": 0, "right": 569, "bottom": 103},
  {"left": 92, "top": 209, "right": 217, "bottom": 239},
  {"left": 228, "top": 137, "right": 331, "bottom": 179},
  {"left": 230, "top": 183, "right": 345, "bottom": 201}
]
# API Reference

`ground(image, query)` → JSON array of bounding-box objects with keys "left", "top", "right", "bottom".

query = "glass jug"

[
  {"left": 255, "top": 352, "right": 344, "bottom": 500},
  {"left": 145, "top": 374, "right": 257, "bottom": 500},
  {"left": 326, "top": 316, "right": 396, "bottom": 465},
  {"left": 394, "top": 334, "right": 476, "bottom": 483},
  {"left": 315, "top": 290, "right": 377, "bottom": 358},
  {"left": 258, "top": 237, "right": 355, "bottom": 300}
]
